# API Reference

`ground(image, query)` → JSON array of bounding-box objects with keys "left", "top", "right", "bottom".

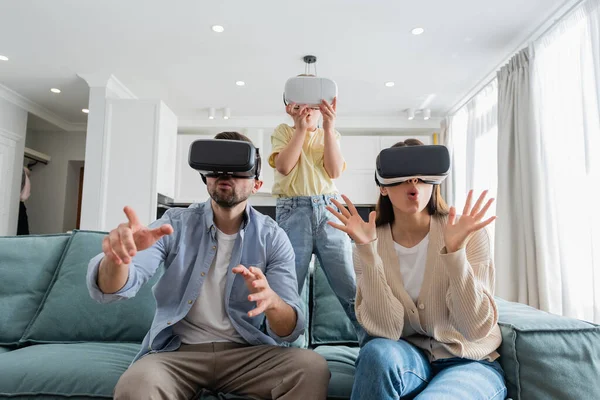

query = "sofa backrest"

[
  {"left": 0, "top": 234, "right": 70, "bottom": 346},
  {"left": 310, "top": 260, "right": 358, "bottom": 346},
  {"left": 0, "top": 231, "right": 355, "bottom": 347},
  {"left": 0, "top": 230, "right": 162, "bottom": 345}
]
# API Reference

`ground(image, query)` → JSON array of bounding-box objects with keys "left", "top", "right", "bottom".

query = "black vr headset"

[
  {"left": 375, "top": 145, "right": 450, "bottom": 187},
  {"left": 188, "top": 139, "right": 261, "bottom": 183}
]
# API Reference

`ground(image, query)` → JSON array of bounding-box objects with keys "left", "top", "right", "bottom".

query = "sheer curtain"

[
  {"left": 495, "top": 48, "right": 554, "bottom": 310},
  {"left": 528, "top": 0, "right": 600, "bottom": 322},
  {"left": 448, "top": 80, "right": 499, "bottom": 227}
]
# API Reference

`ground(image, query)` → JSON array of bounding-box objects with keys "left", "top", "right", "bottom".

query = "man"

[{"left": 86, "top": 132, "right": 329, "bottom": 400}]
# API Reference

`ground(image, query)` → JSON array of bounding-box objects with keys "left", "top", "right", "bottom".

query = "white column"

[
  {"left": 78, "top": 74, "right": 137, "bottom": 230},
  {"left": 0, "top": 97, "right": 27, "bottom": 236},
  {"left": 78, "top": 75, "right": 177, "bottom": 231},
  {"left": 101, "top": 99, "right": 177, "bottom": 229}
]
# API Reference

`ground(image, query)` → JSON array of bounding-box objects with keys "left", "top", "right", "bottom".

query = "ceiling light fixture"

[
  {"left": 208, "top": 107, "right": 215, "bottom": 120},
  {"left": 385, "top": 81, "right": 395, "bottom": 87},
  {"left": 82, "top": 108, "right": 89, "bottom": 114},
  {"left": 212, "top": 25, "right": 225, "bottom": 33},
  {"left": 236, "top": 81, "right": 245, "bottom": 86},
  {"left": 407, "top": 108, "right": 416, "bottom": 120},
  {"left": 0, "top": 55, "right": 8, "bottom": 61},
  {"left": 50, "top": 88, "right": 61, "bottom": 94},
  {"left": 423, "top": 109, "right": 431, "bottom": 120},
  {"left": 223, "top": 108, "right": 231, "bottom": 120},
  {"left": 411, "top": 27, "right": 425, "bottom": 35}
]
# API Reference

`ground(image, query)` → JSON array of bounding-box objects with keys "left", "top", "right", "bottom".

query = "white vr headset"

[
  {"left": 283, "top": 76, "right": 338, "bottom": 108},
  {"left": 375, "top": 145, "right": 451, "bottom": 187}
]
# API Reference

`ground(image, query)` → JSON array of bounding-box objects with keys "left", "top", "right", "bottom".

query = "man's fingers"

[
  {"left": 326, "top": 206, "right": 348, "bottom": 224},
  {"left": 248, "top": 301, "right": 269, "bottom": 318},
  {"left": 252, "top": 279, "right": 268, "bottom": 290},
  {"left": 123, "top": 206, "right": 141, "bottom": 229},
  {"left": 109, "top": 231, "right": 130, "bottom": 264},
  {"left": 118, "top": 226, "right": 137, "bottom": 257},
  {"left": 102, "top": 236, "right": 122, "bottom": 265},
  {"left": 248, "top": 291, "right": 269, "bottom": 303},
  {"left": 248, "top": 267, "right": 265, "bottom": 279},
  {"left": 150, "top": 224, "right": 174, "bottom": 239},
  {"left": 232, "top": 265, "right": 249, "bottom": 275},
  {"left": 233, "top": 265, "right": 256, "bottom": 281},
  {"left": 332, "top": 96, "right": 337, "bottom": 112}
]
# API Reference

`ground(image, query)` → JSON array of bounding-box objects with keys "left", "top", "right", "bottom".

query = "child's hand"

[{"left": 320, "top": 97, "right": 337, "bottom": 133}]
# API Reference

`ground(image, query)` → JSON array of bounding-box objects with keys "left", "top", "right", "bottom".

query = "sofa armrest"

[{"left": 496, "top": 298, "right": 600, "bottom": 400}]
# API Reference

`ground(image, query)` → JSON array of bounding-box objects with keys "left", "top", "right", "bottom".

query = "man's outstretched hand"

[
  {"left": 232, "top": 265, "right": 282, "bottom": 318},
  {"left": 102, "top": 206, "right": 173, "bottom": 266}
]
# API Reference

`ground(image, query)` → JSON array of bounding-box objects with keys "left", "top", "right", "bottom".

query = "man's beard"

[{"left": 208, "top": 178, "right": 250, "bottom": 208}]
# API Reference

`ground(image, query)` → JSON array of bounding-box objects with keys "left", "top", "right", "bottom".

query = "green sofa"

[{"left": 1, "top": 230, "right": 599, "bottom": 400}]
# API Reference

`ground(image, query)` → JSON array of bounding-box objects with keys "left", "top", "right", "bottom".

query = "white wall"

[
  {"left": 0, "top": 97, "right": 27, "bottom": 236},
  {"left": 25, "top": 130, "right": 86, "bottom": 234}
]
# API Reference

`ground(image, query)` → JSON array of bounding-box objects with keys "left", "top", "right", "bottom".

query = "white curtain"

[
  {"left": 495, "top": 48, "right": 549, "bottom": 309},
  {"left": 496, "top": 0, "right": 600, "bottom": 322},
  {"left": 448, "top": 80, "right": 499, "bottom": 224},
  {"left": 532, "top": 0, "right": 600, "bottom": 322}
]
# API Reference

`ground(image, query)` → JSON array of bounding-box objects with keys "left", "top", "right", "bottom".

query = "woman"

[
  {"left": 327, "top": 139, "right": 507, "bottom": 399},
  {"left": 269, "top": 96, "right": 363, "bottom": 340}
]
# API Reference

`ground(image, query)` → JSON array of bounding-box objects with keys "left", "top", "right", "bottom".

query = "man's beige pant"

[{"left": 114, "top": 342, "right": 330, "bottom": 400}]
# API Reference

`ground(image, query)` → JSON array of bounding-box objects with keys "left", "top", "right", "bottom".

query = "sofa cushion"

[
  {"left": 0, "top": 342, "right": 139, "bottom": 399},
  {"left": 0, "top": 234, "right": 70, "bottom": 346},
  {"left": 310, "top": 260, "right": 358, "bottom": 345},
  {"left": 0, "top": 348, "right": 11, "bottom": 356},
  {"left": 496, "top": 298, "right": 600, "bottom": 400},
  {"left": 314, "top": 345, "right": 358, "bottom": 400},
  {"left": 22, "top": 230, "right": 161, "bottom": 344}
]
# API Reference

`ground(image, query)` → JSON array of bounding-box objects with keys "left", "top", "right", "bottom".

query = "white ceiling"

[{"left": 0, "top": 0, "right": 569, "bottom": 126}]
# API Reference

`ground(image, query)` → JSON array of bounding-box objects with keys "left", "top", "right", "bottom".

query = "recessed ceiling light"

[
  {"left": 385, "top": 81, "right": 395, "bottom": 87},
  {"left": 0, "top": 55, "right": 8, "bottom": 61},
  {"left": 212, "top": 25, "right": 225, "bottom": 33},
  {"left": 236, "top": 81, "right": 245, "bottom": 86},
  {"left": 411, "top": 27, "right": 425, "bottom": 35},
  {"left": 82, "top": 108, "right": 89, "bottom": 114},
  {"left": 50, "top": 88, "right": 61, "bottom": 94}
]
